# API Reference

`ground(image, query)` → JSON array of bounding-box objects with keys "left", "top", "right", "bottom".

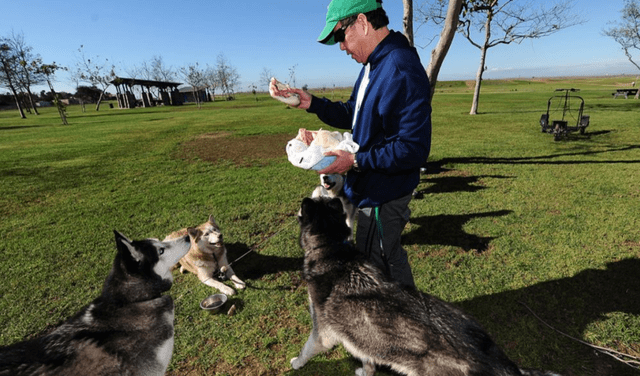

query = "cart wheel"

[{"left": 553, "top": 124, "right": 561, "bottom": 141}]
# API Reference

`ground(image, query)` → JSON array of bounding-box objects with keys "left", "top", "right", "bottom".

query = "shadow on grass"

[
  {"left": 0, "top": 125, "right": 45, "bottom": 131},
  {"left": 415, "top": 174, "right": 513, "bottom": 196},
  {"left": 225, "top": 242, "right": 303, "bottom": 282},
  {"left": 404, "top": 211, "right": 512, "bottom": 252},
  {"left": 589, "top": 102, "right": 640, "bottom": 112},
  {"left": 424, "top": 144, "right": 640, "bottom": 168},
  {"left": 456, "top": 257, "right": 640, "bottom": 375}
]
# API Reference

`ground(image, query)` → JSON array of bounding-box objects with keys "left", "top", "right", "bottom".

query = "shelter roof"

[{"left": 110, "top": 76, "right": 182, "bottom": 89}]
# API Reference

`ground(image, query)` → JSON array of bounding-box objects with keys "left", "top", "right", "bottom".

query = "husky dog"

[
  {"left": 165, "top": 215, "right": 245, "bottom": 296},
  {"left": 311, "top": 173, "right": 356, "bottom": 240},
  {"left": 0, "top": 230, "right": 193, "bottom": 376},
  {"left": 292, "top": 197, "right": 560, "bottom": 376}
]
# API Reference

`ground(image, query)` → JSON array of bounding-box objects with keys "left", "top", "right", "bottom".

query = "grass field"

[{"left": 0, "top": 76, "right": 639, "bottom": 376}]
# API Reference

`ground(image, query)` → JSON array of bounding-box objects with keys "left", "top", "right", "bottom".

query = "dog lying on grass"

[
  {"left": 165, "top": 215, "right": 245, "bottom": 296},
  {"left": 0, "top": 230, "right": 193, "bottom": 376},
  {"left": 292, "top": 197, "right": 561, "bottom": 376}
]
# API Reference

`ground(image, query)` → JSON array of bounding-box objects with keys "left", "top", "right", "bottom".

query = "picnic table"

[{"left": 612, "top": 88, "right": 638, "bottom": 99}]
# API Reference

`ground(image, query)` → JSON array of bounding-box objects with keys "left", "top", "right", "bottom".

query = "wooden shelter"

[{"left": 110, "top": 77, "right": 183, "bottom": 108}]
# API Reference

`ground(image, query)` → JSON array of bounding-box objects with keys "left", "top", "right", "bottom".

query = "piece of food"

[{"left": 269, "top": 77, "right": 301, "bottom": 107}]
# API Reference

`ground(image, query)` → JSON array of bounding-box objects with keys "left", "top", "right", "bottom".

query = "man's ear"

[{"left": 357, "top": 13, "right": 369, "bottom": 35}]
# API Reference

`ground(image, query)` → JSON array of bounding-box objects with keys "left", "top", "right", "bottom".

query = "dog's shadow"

[{"left": 225, "top": 242, "right": 303, "bottom": 282}]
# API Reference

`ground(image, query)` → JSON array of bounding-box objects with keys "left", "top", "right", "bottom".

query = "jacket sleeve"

[{"left": 306, "top": 94, "right": 355, "bottom": 130}]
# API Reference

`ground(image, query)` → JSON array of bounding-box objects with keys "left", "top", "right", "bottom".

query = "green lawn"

[{"left": 0, "top": 76, "right": 639, "bottom": 375}]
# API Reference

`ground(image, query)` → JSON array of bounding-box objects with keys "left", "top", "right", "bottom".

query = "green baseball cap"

[{"left": 318, "top": 0, "right": 382, "bottom": 45}]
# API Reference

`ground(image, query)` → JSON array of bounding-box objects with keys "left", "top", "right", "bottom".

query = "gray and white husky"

[
  {"left": 0, "top": 229, "right": 194, "bottom": 376},
  {"left": 311, "top": 173, "right": 356, "bottom": 241},
  {"left": 292, "top": 197, "right": 560, "bottom": 376}
]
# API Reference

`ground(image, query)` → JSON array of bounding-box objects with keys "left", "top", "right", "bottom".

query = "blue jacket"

[{"left": 307, "top": 31, "right": 432, "bottom": 208}]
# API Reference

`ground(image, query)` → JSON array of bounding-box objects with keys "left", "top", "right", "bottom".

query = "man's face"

[{"left": 335, "top": 18, "right": 367, "bottom": 64}]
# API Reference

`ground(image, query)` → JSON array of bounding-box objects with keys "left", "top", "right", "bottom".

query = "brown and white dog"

[{"left": 164, "top": 215, "right": 245, "bottom": 295}]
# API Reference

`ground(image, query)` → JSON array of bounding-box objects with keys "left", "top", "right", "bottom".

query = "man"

[{"left": 272, "top": 0, "right": 431, "bottom": 289}]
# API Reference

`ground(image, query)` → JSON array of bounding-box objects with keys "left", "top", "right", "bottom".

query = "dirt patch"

[{"left": 176, "top": 132, "right": 292, "bottom": 167}]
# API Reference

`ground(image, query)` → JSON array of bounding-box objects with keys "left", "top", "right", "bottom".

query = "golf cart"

[{"left": 539, "top": 88, "right": 590, "bottom": 141}]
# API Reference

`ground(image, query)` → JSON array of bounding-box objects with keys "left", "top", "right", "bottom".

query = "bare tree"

[
  {"left": 418, "top": 0, "right": 464, "bottom": 100},
  {"left": 421, "top": 0, "right": 583, "bottom": 114},
  {"left": 135, "top": 56, "right": 176, "bottom": 98},
  {"left": 403, "top": 0, "right": 414, "bottom": 46},
  {"left": 604, "top": 0, "right": 640, "bottom": 99},
  {"left": 260, "top": 67, "right": 274, "bottom": 91},
  {"left": 288, "top": 64, "right": 298, "bottom": 88},
  {"left": 148, "top": 55, "right": 176, "bottom": 82},
  {"left": 74, "top": 45, "right": 116, "bottom": 111},
  {"left": 0, "top": 38, "right": 26, "bottom": 119},
  {"left": 248, "top": 83, "right": 258, "bottom": 101},
  {"left": 9, "top": 31, "right": 43, "bottom": 115},
  {"left": 205, "top": 64, "right": 218, "bottom": 101},
  {"left": 36, "top": 63, "right": 68, "bottom": 125},
  {"left": 216, "top": 54, "right": 240, "bottom": 100},
  {"left": 180, "top": 62, "right": 206, "bottom": 108}
]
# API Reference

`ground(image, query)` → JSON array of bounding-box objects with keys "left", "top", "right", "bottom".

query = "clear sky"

[{"left": 1, "top": 0, "right": 638, "bottom": 94}]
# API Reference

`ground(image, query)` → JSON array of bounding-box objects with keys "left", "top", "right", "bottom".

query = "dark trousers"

[{"left": 355, "top": 194, "right": 415, "bottom": 289}]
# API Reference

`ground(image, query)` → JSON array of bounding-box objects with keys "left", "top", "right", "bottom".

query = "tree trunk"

[
  {"left": 470, "top": 12, "right": 492, "bottom": 115},
  {"left": 45, "top": 77, "right": 67, "bottom": 125},
  {"left": 25, "top": 89, "right": 39, "bottom": 115},
  {"left": 0, "top": 61, "right": 26, "bottom": 118},
  {"left": 403, "top": 0, "right": 414, "bottom": 47},
  {"left": 426, "top": 0, "right": 463, "bottom": 100},
  {"left": 96, "top": 91, "right": 104, "bottom": 111},
  {"left": 12, "top": 89, "right": 26, "bottom": 119}
]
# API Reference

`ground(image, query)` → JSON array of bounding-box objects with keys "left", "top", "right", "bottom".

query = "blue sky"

[{"left": 1, "top": 0, "right": 638, "bottom": 94}]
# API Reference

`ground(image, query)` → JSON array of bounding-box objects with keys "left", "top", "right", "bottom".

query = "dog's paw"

[
  {"left": 355, "top": 362, "right": 375, "bottom": 376},
  {"left": 231, "top": 276, "right": 246, "bottom": 290},
  {"left": 290, "top": 357, "right": 304, "bottom": 370},
  {"left": 218, "top": 285, "right": 236, "bottom": 296}
]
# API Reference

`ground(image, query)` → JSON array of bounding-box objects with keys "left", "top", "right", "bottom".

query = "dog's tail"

[{"left": 519, "top": 369, "right": 562, "bottom": 376}]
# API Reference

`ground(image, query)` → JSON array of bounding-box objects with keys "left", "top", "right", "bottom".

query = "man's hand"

[
  {"left": 269, "top": 78, "right": 311, "bottom": 109},
  {"left": 285, "top": 87, "right": 311, "bottom": 109},
  {"left": 318, "top": 150, "right": 355, "bottom": 175}
]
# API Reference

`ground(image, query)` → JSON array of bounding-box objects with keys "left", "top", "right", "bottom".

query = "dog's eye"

[{"left": 158, "top": 248, "right": 165, "bottom": 255}]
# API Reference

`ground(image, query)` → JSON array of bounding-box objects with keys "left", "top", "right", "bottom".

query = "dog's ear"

[
  {"left": 207, "top": 215, "right": 217, "bottom": 226},
  {"left": 300, "top": 197, "right": 316, "bottom": 222},
  {"left": 114, "top": 230, "right": 144, "bottom": 263},
  {"left": 187, "top": 227, "right": 202, "bottom": 240},
  {"left": 327, "top": 198, "right": 344, "bottom": 215}
]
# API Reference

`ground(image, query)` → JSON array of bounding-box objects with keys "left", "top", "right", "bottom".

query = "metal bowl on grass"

[{"left": 200, "top": 294, "right": 228, "bottom": 313}]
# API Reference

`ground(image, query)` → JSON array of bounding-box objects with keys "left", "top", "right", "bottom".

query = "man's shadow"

[
  {"left": 414, "top": 174, "right": 513, "bottom": 197},
  {"left": 404, "top": 211, "right": 512, "bottom": 252}
]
